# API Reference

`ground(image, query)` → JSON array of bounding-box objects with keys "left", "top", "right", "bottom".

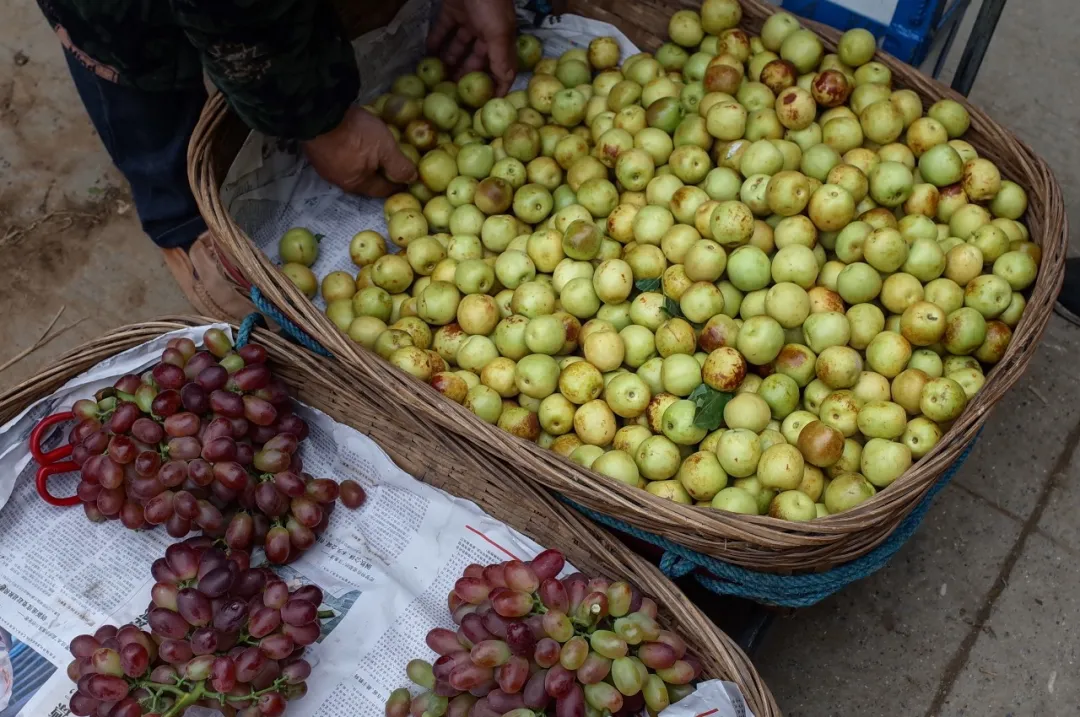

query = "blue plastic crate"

[{"left": 778, "top": 0, "right": 968, "bottom": 67}]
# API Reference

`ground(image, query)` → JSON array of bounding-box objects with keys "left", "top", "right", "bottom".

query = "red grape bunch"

[
  {"left": 64, "top": 328, "right": 355, "bottom": 563},
  {"left": 386, "top": 549, "right": 700, "bottom": 717},
  {"left": 66, "top": 537, "right": 325, "bottom": 717}
]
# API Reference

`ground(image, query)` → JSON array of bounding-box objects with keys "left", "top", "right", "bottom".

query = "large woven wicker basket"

[
  {"left": 0, "top": 316, "right": 780, "bottom": 717},
  {"left": 188, "top": 0, "right": 1067, "bottom": 573}
]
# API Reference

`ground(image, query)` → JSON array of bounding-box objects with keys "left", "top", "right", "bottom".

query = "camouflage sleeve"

[{"left": 172, "top": 0, "right": 359, "bottom": 140}]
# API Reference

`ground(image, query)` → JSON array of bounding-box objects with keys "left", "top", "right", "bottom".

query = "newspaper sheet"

[
  {"left": 219, "top": 3, "right": 641, "bottom": 311},
  {"left": 0, "top": 325, "right": 553, "bottom": 716}
]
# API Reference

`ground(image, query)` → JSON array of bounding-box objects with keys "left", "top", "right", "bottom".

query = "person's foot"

[
  {"left": 161, "top": 232, "right": 257, "bottom": 322},
  {"left": 1055, "top": 257, "right": 1080, "bottom": 327}
]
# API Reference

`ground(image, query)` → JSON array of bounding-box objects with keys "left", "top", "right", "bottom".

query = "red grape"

[
  {"left": 243, "top": 395, "right": 277, "bottom": 426},
  {"left": 282, "top": 659, "right": 312, "bottom": 684},
  {"left": 487, "top": 689, "right": 525, "bottom": 713},
  {"left": 167, "top": 436, "right": 201, "bottom": 460},
  {"left": 286, "top": 518, "right": 317, "bottom": 551},
  {"left": 277, "top": 414, "right": 309, "bottom": 439},
  {"left": 213, "top": 600, "right": 248, "bottom": 632},
  {"left": 210, "top": 390, "right": 244, "bottom": 418},
  {"left": 98, "top": 458, "right": 124, "bottom": 490},
  {"left": 255, "top": 483, "right": 288, "bottom": 517},
  {"left": 339, "top": 479, "right": 369, "bottom": 507},
  {"left": 253, "top": 448, "right": 290, "bottom": 473},
  {"left": 259, "top": 633, "right": 295, "bottom": 660},
  {"left": 281, "top": 620, "right": 320, "bottom": 646},
  {"left": 198, "top": 566, "right": 234, "bottom": 598},
  {"left": 427, "top": 627, "right": 462, "bottom": 656},
  {"left": 492, "top": 590, "right": 533, "bottom": 618},
  {"left": 165, "top": 512, "right": 193, "bottom": 537},
  {"left": 211, "top": 656, "right": 237, "bottom": 692},
  {"left": 106, "top": 402, "right": 140, "bottom": 434},
  {"left": 233, "top": 363, "right": 271, "bottom": 391},
  {"left": 305, "top": 478, "right": 339, "bottom": 503},
  {"left": 69, "top": 634, "right": 101, "bottom": 659},
  {"left": 238, "top": 344, "right": 267, "bottom": 364},
  {"left": 290, "top": 496, "right": 323, "bottom": 528},
  {"left": 449, "top": 662, "right": 494, "bottom": 691},
  {"left": 483, "top": 564, "right": 507, "bottom": 589},
  {"left": 248, "top": 606, "right": 282, "bottom": 638},
  {"left": 184, "top": 350, "right": 216, "bottom": 379},
  {"left": 203, "top": 436, "right": 238, "bottom": 462},
  {"left": 258, "top": 691, "right": 287, "bottom": 717},
  {"left": 86, "top": 674, "right": 130, "bottom": 702},
  {"left": 133, "top": 450, "right": 162, "bottom": 477},
  {"left": 265, "top": 526, "right": 291, "bottom": 563},
  {"left": 497, "top": 655, "right": 530, "bottom": 694},
  {"left": 454, "top": 577, "right": 491, "bottom": 605},
  {"left": 194, "top": 500, "right": 224, "bottom": 532},
  {"left": 263, "top": 432, "right": 299, "bottom": 454},
  {"left": 152, "top": 363, "right": 186, "bottom": 390},
  {"left": 82, "top": 430, "right": 110, "bottom": 456},
  {"left": 180, "top": 383, "right": 210, "bottom": 414},
  {"left": 151, "top": 389, "right": 183, "bottom": 417},
  {"left": 203, "top": 328, "right": 233, "bottom": 358},
  {"left": 119, "top": 642, "right": 149, "bottom": 678},
  {"left": 460, "top": 613, "right": 493, "bottom": 644},
  {"left": 76, "top": 480, "right": 101, "bottom": 503},
  {"left": 119, "top": 501, "right": 146, "bottom": 529},
  {"left": 273, "top": 471, "right": 307, "bottom": 497},
  {"left": 281, "top": 598, "right": 317, "bottom": 626},
  {"left": 96, "top": 487, "right": 124, "bottom": 516},
  {"left": 161, "top": 347, "right": 186, "bottom": 368},
  {"left": 157, "top": 638, "right": 193, "bottom": 664},
  {"left": 164, "top": 412, "right": 201, "bottom": 437},
  {"left": 189, "top": 626, "right": 219, "bottom": 655}
]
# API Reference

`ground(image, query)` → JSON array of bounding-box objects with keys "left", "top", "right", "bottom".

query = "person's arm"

[
  {"left": 173, "top": 0, "right": 416, "bottom": 195},
  {"left": 172, "top": 0, "right": 358, "bottom": 140}
]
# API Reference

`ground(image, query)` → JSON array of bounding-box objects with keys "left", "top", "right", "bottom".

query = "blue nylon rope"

[
  {"left": 235, "top": 312, "right": 262, "bottom": 349},
  {"left": 563, "top": 433, "right": 980, "bottom": 608},
  {"left": 248, "top": 287, "right": 333, "bottom": 357}
]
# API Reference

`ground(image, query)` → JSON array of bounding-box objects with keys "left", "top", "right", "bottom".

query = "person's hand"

[
  {"left": 428, "top": 0, "right": 518, "bottom": 95},
  {"left": 302, "top": 107, "right": 417, "bottom": 197}
]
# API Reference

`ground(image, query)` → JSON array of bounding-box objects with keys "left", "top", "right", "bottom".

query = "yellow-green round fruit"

[
  {"left": 677, "top": 451, "right": 728, "bottom": 501},
  {"left": 716, "top": 428, "right": 762, "bottom": 478},
  {"left": 635, "top": 435, "right": 683, "bottom": 480},
  {"left": 282, "top": 263, "right": 318, "bottom": 298},
  {"left": 823, "top": 472, "right": 875, "bottom": 514},
  {"left": 279, "top": 227, "right": 319, "bottom": 266}
]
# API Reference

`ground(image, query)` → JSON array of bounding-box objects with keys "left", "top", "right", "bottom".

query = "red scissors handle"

[
  {"left": 30, "top": 411, "right": 75, "bottom": 463},
  {"left": 30, "top": 411, "right": 81, "bottom": 507}
]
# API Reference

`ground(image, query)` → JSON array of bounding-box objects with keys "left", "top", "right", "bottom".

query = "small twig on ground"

[
  {"left": 0, "top": 306, "right": 87, "bottom": 374},
  {"left": 0, "top": 210, "right": 99, "bottom": 249}
]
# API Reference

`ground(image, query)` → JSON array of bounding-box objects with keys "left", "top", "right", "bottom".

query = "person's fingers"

[
  {"left": 482, "top": 27, "right": 516, "bottom": 95},
  {"left": 378, "top": 139, "right": 419, "bottom": 184},
  {"left": 460, "top": 40, "right": 489, "bottom": 75},
  {"left": 427, "top": 11, "right": 455, "bottom": 54},
  {"left": 444, "top": 26, "right": 475, "bottom": 67},
  {"left": 354, "top": 173, "right": 401, "bottom": 198}
]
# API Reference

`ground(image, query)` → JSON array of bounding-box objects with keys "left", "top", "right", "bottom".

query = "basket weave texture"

[
  {"left": 0, "top": 316, "right": 780, "bottom": 717},
  {"left": 187, "top": 0, "right": 1068, "bottom": 573}
]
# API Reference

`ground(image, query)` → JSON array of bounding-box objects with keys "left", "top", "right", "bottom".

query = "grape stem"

[
  {"left": 318, "top": 609, "right": 335, "bottom": 620},
  {"left": 160, "top": 681, "right": 204, "bottom": 717},
  {"left": 138, "top": 676, "right": 291, "bottom": 716}
]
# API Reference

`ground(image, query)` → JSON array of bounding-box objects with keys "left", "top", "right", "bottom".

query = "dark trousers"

[{"left": 64, "top": 49, "right": 208, "bottom": 249}]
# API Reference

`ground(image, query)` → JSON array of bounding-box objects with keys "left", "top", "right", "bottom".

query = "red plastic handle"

[
  {"left": 30, "top": 411, "right": 80, "bottom": 507},
  {"left": 36, "top": 462, "right": 82, "bottom": 506},
  {"left": 30, "top": 411, "right": 75, "bottom": 464}
]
